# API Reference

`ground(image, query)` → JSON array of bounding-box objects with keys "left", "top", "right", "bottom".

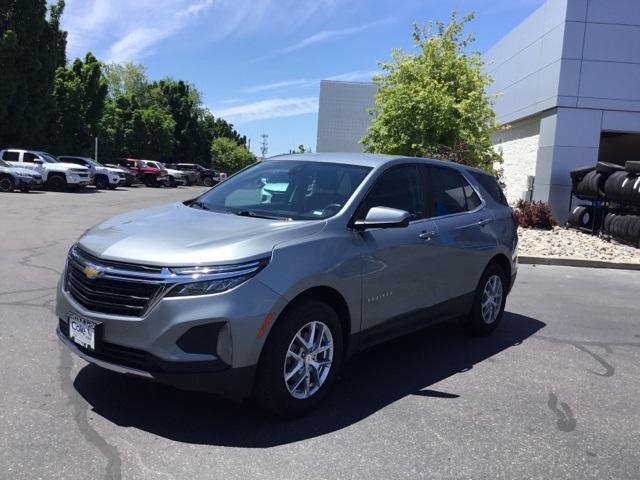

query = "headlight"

[{"left": 166, "top": 258, "right": 269, "bottom": 297}]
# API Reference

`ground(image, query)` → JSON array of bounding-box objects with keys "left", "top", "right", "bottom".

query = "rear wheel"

[
  {"left": 0, "top": 175, "right": 15, "bottom": 192},
  {"left": 253, "top": 300, "right": 343, "bottom": 417},
  {"left": 462, "top": 263, "right": 507, "bottom": 335},
  {"left": 203, "top": 176, "right": 214, "bottom": 187}
]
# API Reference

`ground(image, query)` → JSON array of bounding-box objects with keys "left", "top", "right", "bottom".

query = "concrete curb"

[{"left": 518, "top": 255, "right": 640, "bottom": 271}]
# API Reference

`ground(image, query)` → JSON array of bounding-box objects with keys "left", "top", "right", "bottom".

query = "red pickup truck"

[{"left": 116, "top": 158, "right": 168, "bottom": 187}]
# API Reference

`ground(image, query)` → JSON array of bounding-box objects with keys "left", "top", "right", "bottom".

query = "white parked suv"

[
  {"left": 148, "top": 161, "right": 186, "bottom": 188},
  {"left": 58, "top": 156, "right": 126, "bottom": 190},
  {"left": 0, "top": 149, "right": 90, "bottom": 191}
]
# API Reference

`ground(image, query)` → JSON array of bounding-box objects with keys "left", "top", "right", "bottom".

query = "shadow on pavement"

[{"left": 74, "top": 312, "right": 545, "bottom": 447}]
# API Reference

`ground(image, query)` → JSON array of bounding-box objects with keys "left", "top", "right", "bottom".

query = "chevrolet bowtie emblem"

[{"left": 83, "top": 265, "right": 100, "bottom": 279}]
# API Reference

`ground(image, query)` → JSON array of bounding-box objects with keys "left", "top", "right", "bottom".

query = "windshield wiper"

[
  {"left": 190, "top": 200, "right": 210, "bottom": 210},
  {"left": 235, "top": 210, "right": 291, "bottom": 221}
]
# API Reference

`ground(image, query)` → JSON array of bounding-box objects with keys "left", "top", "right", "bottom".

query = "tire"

[
  {"left": 94, "top": 175, "right": 109, "bottom": 190},
  {"left": 253, "top": 300, "right": 344, "bottom": 417},
  {"left": 20, "top": 187, "right": 30, "bottom": 193},
  {"left": 568, "top": 205, "right": 593, "bottom": 229},
  {"left": 596, "top": 161, "right": 625, "bottom": 175},
  {"left": 629, "top": 217, "right": 640, "bottom": 243},
  {"left": 604, "top": 212, "right": 616, "bottom": 233},
  {"left": 604, "top": 172, "right": 624, "bottom": 200},
  {"left": 0, "top": 175, "right": 15, "bottom": 193},
  {"left": 108, "top": 184, "right": 117, "bottom": 190},
  {"left": 461, "top": 263, "right": 507, "bottom": 336},
  {"left": 621, "top": 175, "right": 639, "bottom": 206},
  {"left": 185, "top": 177, "right": 192, "bottom": 186},
  {"left": 169, "top": 177, "right": 177, "bottom": 188},
  {"left": 143, "top": 174, "right": 156, "bottom": 187},
  {"left": 570, "top": 165, "right": 595, "bottom": 183},
  {"left": 625, "top": 160, "right": 640, "bottom": 175},
  {"left": 202, "top": 176, "right": 214, "bottom": 187},
  {"left": 45, "top": 174, "right": 67, "bottom": 191}
]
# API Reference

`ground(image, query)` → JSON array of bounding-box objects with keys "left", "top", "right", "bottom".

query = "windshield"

[
  {"left": 38, "top": 152, "right": 59, "bottom": 163},
  {"left": 193, "top": 160, "right": 371, "bottom": 220}
]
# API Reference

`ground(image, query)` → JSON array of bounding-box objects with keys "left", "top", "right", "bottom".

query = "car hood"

[
  {"left": 165, "top": 168, "right": 183, "bottom": 176},
  {"left": 48, "top": 162, "right": 89, "bottom": 171},
  {"left": 78, "top": 202, "right": 326, "bottom": 266},
  {"left": 105, "top": 167, "right": 124, "bottom": 174}
]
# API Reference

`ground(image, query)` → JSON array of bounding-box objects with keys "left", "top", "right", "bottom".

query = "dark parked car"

[
  {"left": 173, "top": 163, "right": 224, "bottom": 187},
  {"left": 165, "top": 163, "right": 199, "bottom": 186},
  {"left": 105, "top": 164, "right": 138, "bottom": 187}
]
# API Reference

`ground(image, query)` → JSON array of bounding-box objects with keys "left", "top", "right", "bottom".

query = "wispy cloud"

[
  {"left": 250, "top": 18, "right": 392, "bottom": 63},
  {"left": 242, "top": 79, "right": 312, "bottom": 94},
  {"left": 326, "top": 70, "right": 380, "bottom": 82},
  {"left": 211, "top": 97, "right": 318, "bottom": 123},
  {"left": 240, "top": 70, "right": 379, "bottom": 95},
  {"left": 62, "top": 0, "right": 341, "bottom": 63}
]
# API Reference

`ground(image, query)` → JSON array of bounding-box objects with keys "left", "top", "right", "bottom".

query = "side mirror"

[
  {"left": 33, "top": 159, "right": 44, "bottom": 165},
  {"left": 353, "top": 206, "right": 411, "bottom": 230}
]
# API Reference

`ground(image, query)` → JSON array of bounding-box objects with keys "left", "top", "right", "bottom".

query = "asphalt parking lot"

[{"left": 1, "top": 186, "right": 639, "bottom": 480}]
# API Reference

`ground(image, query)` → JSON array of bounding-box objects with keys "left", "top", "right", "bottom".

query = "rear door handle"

[
  {"left": 477, "top": 218, "right": 492, "bottom": 227},
  {"left": 419, "top": 230, "right": 437, "bottom": 240}
]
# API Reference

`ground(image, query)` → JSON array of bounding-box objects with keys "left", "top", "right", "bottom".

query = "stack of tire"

[
  {"left": 570, "top": 161, "right": 625, "bottom": 201},
  {"left": 567, "top": 162, "right": 625, "bottom": 231},
  {"left": 601, "top": 160, "right": 640, "bottom": 245}
]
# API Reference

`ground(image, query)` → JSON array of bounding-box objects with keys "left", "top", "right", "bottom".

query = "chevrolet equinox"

[{"left": 56, "top": 153, "right": 518, "bottom": 416}]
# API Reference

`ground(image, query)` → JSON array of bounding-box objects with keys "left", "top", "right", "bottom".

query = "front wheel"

[
  {"left": 461, "top": 263, "right": 507, "bottom": 335},
  {"left": 46, "top": 174, "right": 67, "bottom": 191},
  {"left": 202, "top": 176, "right": 214, "bottom": 187},
  {"left": 253, "top": 300, "right": 343, "bottom": 417}
]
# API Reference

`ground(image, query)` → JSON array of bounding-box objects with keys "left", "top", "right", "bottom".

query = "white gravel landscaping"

[{"left": 518, "top": 226, "right": 640, "bottom": 264}]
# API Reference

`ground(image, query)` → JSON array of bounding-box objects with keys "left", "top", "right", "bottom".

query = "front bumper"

[
  {"left": 17, "top": 177, "right": 43, "bottom": 189},
  {"left": 56, "top": 273, "right": 285, "bottom": 399},
  {"left": 66, "top": 174, "right": 90, "bottom": 185},
  {"left": 56, "top": 324, "right": 256, "bottom": 399}
]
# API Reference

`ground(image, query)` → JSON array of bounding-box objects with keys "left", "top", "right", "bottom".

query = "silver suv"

[{"left": 56, "top": 153, "right": 517, "bottom": 416}]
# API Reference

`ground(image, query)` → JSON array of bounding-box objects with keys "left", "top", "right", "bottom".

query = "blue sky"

[{"left": 60, "top": 0, "right": 545, "bottom": 157}]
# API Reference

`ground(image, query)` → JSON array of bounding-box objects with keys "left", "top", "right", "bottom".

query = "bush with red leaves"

[{"left": 515, "top": 200, "right": 557, "bottom": 230}]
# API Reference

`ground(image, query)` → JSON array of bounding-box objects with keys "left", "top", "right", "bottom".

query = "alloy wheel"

[
  {"left": 481, "top": 275, "right": 503, "bottom": 324},
  {"left": 283, "top": 321, "right": 334, "bottom": 399}
]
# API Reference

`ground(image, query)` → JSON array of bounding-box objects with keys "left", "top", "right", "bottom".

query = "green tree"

[
  {"left": 210, "top": 137, "right": 255, "bottom": 174},
  {"left": 362, "top": 12, "right": 500, "bottom": 173},
  {"left": 125, "top": 105, "right": 175, "bottom": 159},
  {"left": 52, "top": 52, "right": 107, "bottom": 154},
  {"left": 0, "top": 0, "right": 67, "bottom": 148},
  {"left": 289, "top": 145, "right": 311, "bottom": 154},
  {"left": 102, "top": 62, "right": 148, "bottom": 99}
]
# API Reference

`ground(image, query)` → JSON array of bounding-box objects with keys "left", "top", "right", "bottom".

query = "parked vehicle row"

[{"left": 0, "top": 148, "right": 226, "bottom": 193}]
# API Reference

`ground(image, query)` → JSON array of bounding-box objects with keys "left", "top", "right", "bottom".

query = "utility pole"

[
  {"left": 260, "top": 134, "right": 269, "bottom": 160},
  {"left": 94, "top": 136, "right": 99, "bottom": 162}
]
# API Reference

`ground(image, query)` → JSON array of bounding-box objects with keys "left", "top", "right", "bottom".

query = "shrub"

[{"left": 515, "top": 200, "right": 557, "bottom": 230}]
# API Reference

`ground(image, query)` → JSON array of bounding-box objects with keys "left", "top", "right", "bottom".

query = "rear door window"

[
  {"left": 470, "top": 172, "right": 508, "bottom": 206},
  {"left": 423, "top": 166, "right": 482, "bottom": 217},
  {"left": 2, "top": 151, "right": 20, "bottom": 161}
]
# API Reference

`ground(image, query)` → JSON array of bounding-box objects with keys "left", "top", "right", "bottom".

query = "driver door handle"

[{"left": 419, "top": 230, "right": 437, "bottom": 240}]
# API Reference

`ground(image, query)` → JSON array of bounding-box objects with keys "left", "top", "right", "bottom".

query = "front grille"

[{"left": 66, "top": 250, "right": 163, "bottom": 317}]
